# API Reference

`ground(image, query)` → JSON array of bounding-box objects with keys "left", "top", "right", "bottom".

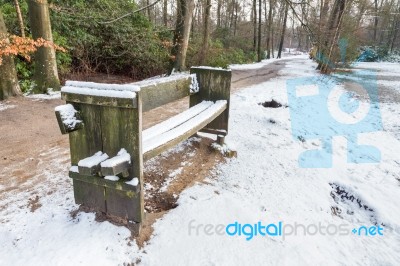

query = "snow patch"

[
  {"left": 100, "top": 149, "right": 130, "bottom": 168},
  {"left": 190, "top": 74, "right": 199, "bottom": 94},
  {"left": 55, "top": 104, "right": 82, "bottom": 130},
  {"left": 62, "top": 86, "right": 136, "bottom": 99},
  {"left": 0, "top": 102, "right": 15, "bottom": 111},
  {"left": 126, "top": 177, "right": 139, "bottom": 186},
  {"left": 104, "top": 175, "right": 120, "bottom": 181},
  {"left": 78, "top": 151, "right": 109, "bottom": 168},
  {"left": 69, "top": 166, "right": 79, "bottom": 173},
  {"left": 65, "top": 81, "right": 140, "bottom": 92}
]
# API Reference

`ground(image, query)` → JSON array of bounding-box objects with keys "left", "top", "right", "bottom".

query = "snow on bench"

[
  {"left": 78, "top": 151, "right": 109, "bottom": 176},
  {"left": 61, "top": 82, "right": 139, "bottom": 108},
  {"left": 100, "top": 148, "right": 131, "bottom": 177},
  {"left": 143, "top": 100, "right": 227, "bottom": 160},
  {"left": 143, "top": 101, "right": 214, "bottom": 141},
  {"left": 55, "top": 104, "right": 83, "bottom": 134}
]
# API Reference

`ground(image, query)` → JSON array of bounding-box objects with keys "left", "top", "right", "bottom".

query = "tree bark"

[
  {"left": 168, "top": 0, "right": 195, "bottom": 74},
  {"left": 146, "top": 0, "right": 152, "bottom": 20},
  {"left": 374, "top": 0, "right": 378, "bottom": 45},
  {"left": 389, "top": 6, "right": 399, "bottom": 52},
  {"left": 257, "top": 0, "right": 262, "bottom": 61},
  {"left": 217, "top": 0, "right": 221, "bottom": 27},
  {"left": 163, "top": 0, "right": 168, "bottom": 26},
  {"left": 199, "top": 0, "right": 211, "bottom": 65},
  {"left": 266, "top": 0, "right": 273, "bottom": 59},
  {"left": 320, "top": 0, "right": 347, "bottom": 73},
  {"left": 233, "top": 1, "right": 238, "bottom": 36},
  {"left": 253, "top": 0, "right": 257, "bottom": 52},
  {"left": 277, "top": 2, "right": 288, "bottom": 58},
  {"left": 0, "top": 11, "right": 21, "bottom": 100},
  {"left": 28, "top": 0, "right": 60, "bottom": 93},
  {"left": 14, "top": 0, "right": 25, "bottom": 38}
]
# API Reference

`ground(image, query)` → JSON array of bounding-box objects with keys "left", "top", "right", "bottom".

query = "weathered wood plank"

[
  {"left": 105, "top": 187, "right": 142, "bottom": 221},
  {"left": 68, "top": 103, "right": 103, "bottom": 166},
  {"left": 78, "top": 165, "right": 100, "bottom": 176},
  {"left": 72, "top": 179, "right": 106, "bottom": 212},
  {"left": 101, "top": 161, "right": 130, "bottom": 176},
  {"left": 139, "top": 76, "right": 192, "bottom": 112},
  {"left": 69, "top": 171, "right": 140, "bottom": 193},
  {"left": 143, "top": 101, "right": 227, "bottom": 161},
  {"left": 55, "top": 104, "right": 83, "bottom": 134},
  {"left": 199, "top": 127, "right": 227, "bottom": 136},
  {"left": 100, "top": 95, "right": 144, "bottom": 223},
  {"left": 78, "top": 151, "right": 109, "bottom": 176},
  {"left": 190, "top": 67, "right": 231, "bottom": 133},
  {"left": 62, "top": 91, "right": 138, "bottom": 109}
]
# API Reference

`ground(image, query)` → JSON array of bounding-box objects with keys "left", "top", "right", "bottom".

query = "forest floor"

[{"left": 1, "top": 54, "right": 400, "bottom": 265}]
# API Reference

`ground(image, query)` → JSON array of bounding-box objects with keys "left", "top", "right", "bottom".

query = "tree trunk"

[
  {"left": 146, "top": 0, "right": 152, "bottom": 20},
  {"left": 271, "top": 14, "right": 275, "bottom": 58},
  {"left": 0, "top": 11, "right": 21, "bottom": 100},
  {"left": 374, "top": 0, "right": 378, "bottom": 45},
  {"left": 316, "top": 0, "right": 330, "bottom": 63},
  {"left": 253, "top": 0, "right": 257, "bottom": 52},
  {"left": 168, "top": 0, "right": 195, "bottom": 74},
  {"left": 266, "top": 0, "right": 273, "bottom": 59},
  {"left": 277, "top": 2, "right": 288, "bottom": 59},
  {"left": 320, "top": 0, "right": 347, "bottom": 73},
  {"left": 233, "top": 1, "right": 238, "bottom": 36},
  {"left": 14, "top": 0, "right": 25, "bottom": 37},
  {"left": 390, "top": 7, "right": 399, "bottom": 52},
  {"left": 317, "top": 0, "right": 338, "bottom": 70},
  {"left": 28, "top": 0, "right": 60, "bottom": 93},
  {"left": 163, "top": 0, "right": 168, "bottom": 26},
  {"left": 216, "top": 0, "right": 221, "bottom": 27},
  {"left": 257, "top": 0, "right": 262, "bottom": 61},
  {"left": 199, "top": 0, "right": 211, "bottom": 65}
]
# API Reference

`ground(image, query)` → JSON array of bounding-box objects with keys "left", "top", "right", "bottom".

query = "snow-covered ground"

[
  {"left": 1, "top": 55, "right": 400, "bottom": 265},
  {"left": 0, "top": 102, "right": 16, "bottom": 111},
  {"left": 25, "top": 90, "right": 61, "bottom": 100}
]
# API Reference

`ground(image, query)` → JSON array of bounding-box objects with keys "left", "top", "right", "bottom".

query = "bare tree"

[
  {"left": 0, "top": 11, "right": 21, "bottom": 100},
  {"left": 169, "top": 0, "right": 195, "bottom": 74},
  {"left": 389, "top": 5, "right": 399, "bottom": 52},
  {"left": 253, "top": 0, "right": 257, "bottom": 51},
  {"left": 319, "top": 0, "right": 347, "bottom": 73},
  {"left": 28, "top": 0, "right": 60, "bottom": 93},
  {"left": 14, "top": 0, "right": 25, "bottom": 38},
  {"left": 257, "top": 0, "right": 262, "bottom": 61},
  {"left": 277, "top": 2, "right": 289, "bottom": 58},
  {"left": 163, "top": 0, "right": 168, "bottom": 26},
  {"left": 266, "top": 0, "right": 273, "bottom": 59},
  {"left": 217, "top": 0, "right": 222, "bottom": 27},
  {"left": 199, "top": 0, "right": 211, "bottom": 65},
  {"left": 374, "top": 0, "right": 379, "bottom": 44}
]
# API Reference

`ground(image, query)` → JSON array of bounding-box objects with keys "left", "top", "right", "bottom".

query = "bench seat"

[{"left": 142, "top": 100, "right": 227, "bottom": 160}]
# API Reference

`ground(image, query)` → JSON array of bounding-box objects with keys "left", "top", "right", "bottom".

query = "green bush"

[
  {"left": 186, "top": 37, "right": 255, "bottom": 69},
  {"left": 49, "top": 0, "right": 170, "bottom": 80}
]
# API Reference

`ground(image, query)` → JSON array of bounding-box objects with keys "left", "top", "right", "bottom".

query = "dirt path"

[{"left": 231, "top": 59, "right": 287, "bottom": 91}]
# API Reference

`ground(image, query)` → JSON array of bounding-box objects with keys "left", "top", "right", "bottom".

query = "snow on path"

[
  {"left": 0, "top": 102, "right": 15, "bottom": 111},
  {"left": 140, "top": 58, "right": 400, "bottom": 265},
  {"left": 1, "top": 55, "right": 400, "bottom": 265},
  {"left": 26, "top": 91, "right": 61, "bottom": 100}
]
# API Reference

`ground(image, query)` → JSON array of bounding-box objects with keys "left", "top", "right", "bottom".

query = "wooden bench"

[{"left": 55, "top": 67, "right": 231, "bottom": 234}]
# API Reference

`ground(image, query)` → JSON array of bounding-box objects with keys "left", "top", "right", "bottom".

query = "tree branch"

[{"left": 99, "top": 0, "right": 162, "bottom": 25}]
